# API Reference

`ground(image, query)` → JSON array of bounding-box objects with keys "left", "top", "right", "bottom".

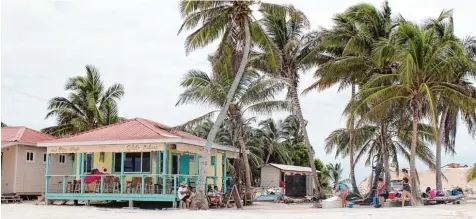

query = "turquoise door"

[{"left": 179, "top": 155, "right": 190, "bottom": 183}]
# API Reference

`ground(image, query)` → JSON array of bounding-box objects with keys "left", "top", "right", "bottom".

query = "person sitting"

[
  {"left": 207, "top": 185, "right": 220, "bottom": 206},
  {"left": 177, "top": 182, "right": 189, "bottom": 209},
  {"left": 186, "top": 187, "right": 195, "bottom": 208}
]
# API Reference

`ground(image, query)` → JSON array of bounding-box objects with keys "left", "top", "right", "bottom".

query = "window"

[
  {"left": 43, "top": 153, "right": 47, "bottom": 164},
  {"left": 26, "top": 151, "right": 35, "bottom": 163},
  {"left": 189, "top": 154, "right": 195, "bottom": 162},
  {"left": 58, "top": 154, "right": 66, "bottom": 164},
  {"left": 114, "top": 152, "right": 151, "bottom": 173},
  {"left": 84, "top": 153, "right": 93, "bottom": 173}
]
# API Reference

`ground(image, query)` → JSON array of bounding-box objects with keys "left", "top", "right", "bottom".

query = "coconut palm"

[
  {"left": 350, "top": 21, "right": 475, "bottom": 201},
  {"left": 252, "top": 4, "right": 327, "bottom": 192},
  {"left": 422, "top": 11, "right": 476, "bottom": 190},
  {"left": 326, "top": 163, "right": 349, "bottom": 189},
  {"left": 303, "top": 2, "right": 396, "bottom": 195},
  {"left": 177, "top": 1, "right": 282, "bottom": 207},
  {"left": 175, "top": 56, "right": 290, "bottom": 205},
  {"left": 467, "top": 165, "right": 476, "bottom": 182},
  {"left": 43, "top": 65, "right": 125, "bottom": 136},
  {"left": 256, "top": 118, "right": 292, "bottom": 165}
]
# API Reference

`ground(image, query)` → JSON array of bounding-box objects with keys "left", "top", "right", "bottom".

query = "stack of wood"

[{"left": 1, "top": 195, "right": 22, "bottom": 204}]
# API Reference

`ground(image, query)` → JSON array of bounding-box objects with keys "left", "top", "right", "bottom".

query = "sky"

[{"left": 2, "top": 0, "right": 475, "bottom": 184}]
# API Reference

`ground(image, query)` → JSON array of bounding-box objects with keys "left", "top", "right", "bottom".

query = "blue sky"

[{"left": 2, "top": 0, "right": 475, "bottom": 184}]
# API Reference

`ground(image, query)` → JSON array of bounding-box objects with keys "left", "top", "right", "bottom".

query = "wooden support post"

[
  {"left": 62, "top": 176, "right": 67, "bottom": 193},
  {"left": 173, "top": 175, "right": 177, "bottom": 197},
  {"left": 45, "top": 153, "right": 51, "bottom": 196},
  {"left": 120, "top": 152, "right": 125, "bottom": 194},
  {"left": 100, "top": 175, "right": 105, "bottom": 194},
  {"left": 223, "top": 152, "right": 227, "bottom": 192},
  {"left": 162, "top": 144, "right": 168, "bottom": 195},
  {"left": 141, "top": 175, "right": 145, "bottom": 194},
  {"left": 128, "top": 200, "right": 134, "bottom": 208},
  {"left": 79, "top": 153, "right": 85, "bottom": 194},
  {"left": 72, "top": 153, "right": 76, "bottom": 181},
  {"left": 156, "top": 151, "right": 160, "bottom": 185},
  {"left": 213, "top": 156, "right": 217, "bottom": 186}
]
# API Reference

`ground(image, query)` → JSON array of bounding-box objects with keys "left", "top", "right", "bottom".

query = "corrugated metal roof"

[
  {"left": 1, "top": 126, "right": 56, "bottom": 147},
  {"left": 267, "top": 163, "right": 319, "bottom": 172},
  {"left": 42, "top": 118, "right": 205, "bottom": 143}
]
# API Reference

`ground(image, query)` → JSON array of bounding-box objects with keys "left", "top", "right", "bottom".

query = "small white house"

[
  {"left": 260, "top": 163, "right": 319, "bottom": 197},
  {"left": 1, "top": 126, "right": 73, "bottom": 196}
]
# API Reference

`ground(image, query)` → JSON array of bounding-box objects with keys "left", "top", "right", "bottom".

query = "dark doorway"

[
  {"left": 285, "top": 175, "right": 306, "bottom": 197},
  {"left": 172, "top": 154, "right": 179, "bottom": 174}
]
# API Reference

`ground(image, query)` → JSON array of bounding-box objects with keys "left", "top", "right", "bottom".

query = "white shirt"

[{"left": 178, "top": 187, "right": 187, "bottom": 199}]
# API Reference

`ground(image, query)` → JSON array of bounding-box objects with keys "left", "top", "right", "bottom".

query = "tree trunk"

[
  {"left": 348, "top": 84, "right": 359, "bottom": 195},
  {"left": 380, "top": 123, "right": 391, "bottom": 190},
  {"left": 233, "top": 109, "right": 252, "bottom": 190},
  {"left": 265, "top": 153, "right": 271, "bottom": 165},
  {"left": 436, "top": 108, "right": 448, "bottom": 191},
  {"left": 410, "top": 106, "right": 420, "bottom": 203},
  {"left": 289, "top": 82, "right": 321, "bottom": 193},
  {"left": 191, "top": 17, "right": 251, "bottom": 210}
]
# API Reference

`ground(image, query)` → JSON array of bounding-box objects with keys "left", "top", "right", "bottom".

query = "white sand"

[{"left": 2, "top": 202, "right": 476, "bottom": 219}]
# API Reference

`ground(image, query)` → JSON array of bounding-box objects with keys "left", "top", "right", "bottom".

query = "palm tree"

[
  {"left": 177, "top": 1, "right": 281, "bottom": 208},
  {"left": 422, "top": 11, "right": 476, "bottom": 190},
  {"left": 326, "top": 163, "right": 349, "bottom": 189},
  {"left": 467, "top": 164, "right": 476, "bottom": 182},
  {"left": 1, "top": 122, "right": 7, "bottom": 128},
  {"left": 304, "top": 2, "right": 396, "bottom": 195},
  {"left": 175, "top": 57, "right": 290, "bottom": 207},
  {"left": 256, "top": 118, "right": 292, "bottom": 165},
  {"left": 253, "top": 4, "right": 325, "bottom": 193},
  {"left": 350, "top": 21, "right": 475, "bottom": 201},
  {"left": 43, "top": 65, "right": 125, "bottom": 136}
]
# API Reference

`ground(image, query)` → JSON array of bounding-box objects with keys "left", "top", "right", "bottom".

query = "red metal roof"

[
  {"left": 1, "top": 126, "right": 56, "bottom": 147},
  {"left": 42, "top": 118, "right": 205, "bottom": 143}
]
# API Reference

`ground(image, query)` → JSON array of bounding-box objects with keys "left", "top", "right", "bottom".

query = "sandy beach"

[{"left": 2, "top": 202, "right": 476, "bottom": 219}]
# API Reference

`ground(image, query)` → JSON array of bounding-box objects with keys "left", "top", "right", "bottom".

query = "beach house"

[
  {"left": 1, "top": 126, "right": 73, "bottom": 196},
  {"left": 37, "top": 118, "right": 239, "bottom": 207}
]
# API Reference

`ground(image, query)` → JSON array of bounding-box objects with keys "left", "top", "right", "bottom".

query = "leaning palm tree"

[
  {"left": 43, "top": 65, "right": 125, "bottom": 136},
  {"left": 177, "top": 1, "right": 281, "bottom": 208},
  {"left": 175, "top": 57, "right": 290, "bottom": 208},
  {"left": 350, "top": 21, "right": 475, "bottom": 202},
  {"left": 326, "top": 163, "right": 349, "bottom": 189},
  {"left": 467, "top": 165, "right": 476, "bottom": 182},
  {"left": 252, "top": 4, "right": 326, "bottom": 192}
]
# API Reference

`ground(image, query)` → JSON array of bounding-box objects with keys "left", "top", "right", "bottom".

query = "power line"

[{"left": 1, "top": 84, "right": 50, "bottom": 102}]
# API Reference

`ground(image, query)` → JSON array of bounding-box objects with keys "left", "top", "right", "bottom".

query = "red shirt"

[{"left": 280, "top": 181, "right": 285, "bottom": 188}]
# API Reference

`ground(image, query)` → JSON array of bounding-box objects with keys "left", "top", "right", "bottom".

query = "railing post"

[
  {"left": 173, "top": 175, "right": 177, "bottom": 196},
  {"left": 45, "top": 153, "right": 51, "bottom": 194},
  {"left": 120, "top": 152, "right": 125, "bottom": 194},
  {"left": 80, "top": 175, "right": 85, "bottom": 194},
  {"left": 62, "top": 176, "right": 67, "bottom": 193},
  {"left": 141, "top": 174, "right": 145, "bottom": 194},
  {"left": 156, "top": 151, "right": 160, "bottom": 185},
  {"left": 100, "top": 175, "right": 105, "bottom": 194},
  {"left": 162, "top": 144, "right": 168, "bottom": 194}
]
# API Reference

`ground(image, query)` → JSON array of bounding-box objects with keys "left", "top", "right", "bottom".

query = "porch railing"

[{"left": 45, "top": 174, "right": 226, "bottom": 195}]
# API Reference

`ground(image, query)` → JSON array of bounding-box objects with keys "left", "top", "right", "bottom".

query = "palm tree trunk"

[
  {"left": 289, "top": 82, "right": 321, "bottom": 193},
  {"left": 410, "top": 106, "right": 420, "bottom": 203},
  {"left": 436, "top": 108, "right": 448, "bottom": 191},
  {"left": 380, "top": 123, "right": 391, "bottom": 190},
  {"left": 231, "top": 107, "right": 252, "bottom": 190},
  {"left": 265, "top": 153, "right": 271, "bottom": 165},
  {"left": 191, "top": 17, "right": 251, "bottom": 210},
  {"left": 349, "top": 84, "right": 359, "bottom": 195}
]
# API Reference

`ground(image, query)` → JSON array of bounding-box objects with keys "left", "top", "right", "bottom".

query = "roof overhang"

[
  {"left": 2, "top": 142, "right": 37, "bottom": 149},
  {"left": 37, "top": 138, "right": 239, "bottom": 153}
]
